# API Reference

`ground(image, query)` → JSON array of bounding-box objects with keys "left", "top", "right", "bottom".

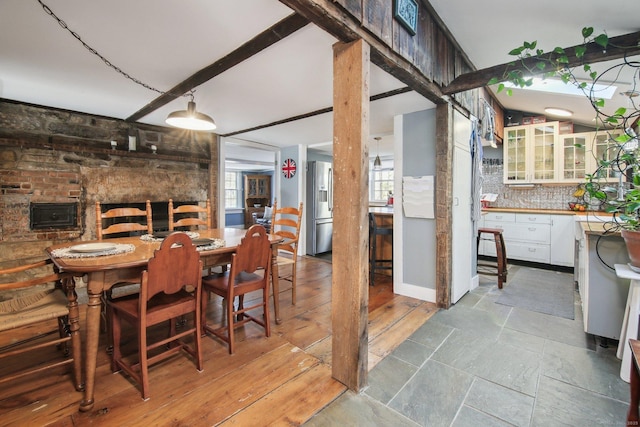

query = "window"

[
  {"left": 225, "top": 171, "right": 241, "bottom": 208},
  {"left": 371, "top": 169, "right": 394, "bottom": 202}
]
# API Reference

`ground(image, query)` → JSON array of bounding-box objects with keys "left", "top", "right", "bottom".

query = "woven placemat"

[
  {"left": 50, "top": 243, "right": 136, "bottom": 259},
  {"left": 139, "top": 231, "right": 200, "bottom": 242},
  {"left": 194, "top": 239, "right": 225, "bottom": 251},
  {"left": 140, "top": 232, "right": 224, "bottom": 251}
]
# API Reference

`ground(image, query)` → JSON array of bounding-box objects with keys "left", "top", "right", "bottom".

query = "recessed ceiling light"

[
  {"left": 544, "top": 107, "right": 573, "bottom": 117},
  {"left": 622, "top": 90, "right": 640, "bottom": 98}
]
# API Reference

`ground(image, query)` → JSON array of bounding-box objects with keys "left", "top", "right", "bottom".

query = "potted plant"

[{"left": 490, "top": 27, "right": 640, "bottom": 266}]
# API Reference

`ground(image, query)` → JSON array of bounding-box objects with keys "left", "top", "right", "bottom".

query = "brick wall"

[{"left": 0, "top": 100, "right": 218, "bottom": 268}]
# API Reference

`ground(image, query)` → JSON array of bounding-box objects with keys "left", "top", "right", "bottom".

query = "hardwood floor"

[{"left": 0, "top": 255, "right": 437, "bottom": 426}]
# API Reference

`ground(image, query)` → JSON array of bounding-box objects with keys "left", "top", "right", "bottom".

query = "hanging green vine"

[{"left": 492, "top": 27, "right": 640, "bottom": 229}]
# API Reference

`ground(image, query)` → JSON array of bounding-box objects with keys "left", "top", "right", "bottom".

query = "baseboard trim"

[{"left": 394, "top": 282, "right": 436, "bottom": 303}]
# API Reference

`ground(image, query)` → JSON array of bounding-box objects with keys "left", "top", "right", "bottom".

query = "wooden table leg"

[
  {"left": 79, "top": 274, "right": 103, "bottom": 412},
  {"left": 64, "top": 276, "right": 84, "bottom": 392},
  {"left": 271, "top": 248, "right": 281, "bottom": 325}
]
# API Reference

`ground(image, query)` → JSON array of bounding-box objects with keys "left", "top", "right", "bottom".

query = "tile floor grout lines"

[{"left": 307, "top": 265, "right": 631, "bottom": 426}]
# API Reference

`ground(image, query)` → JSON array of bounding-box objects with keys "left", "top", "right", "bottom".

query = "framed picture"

[{"left": 394, "top": 0, "right": 418, "bottom": 36}]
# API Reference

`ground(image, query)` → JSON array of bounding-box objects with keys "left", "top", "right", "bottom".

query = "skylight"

[{"left": 503, "top": 78, "right": 617, "bottom": 99}]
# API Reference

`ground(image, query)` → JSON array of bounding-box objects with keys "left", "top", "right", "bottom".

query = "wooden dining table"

[{"left": 46, "top": 228, "right": 283, "bottom": 412}]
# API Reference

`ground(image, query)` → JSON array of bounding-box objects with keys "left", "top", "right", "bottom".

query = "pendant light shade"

[
  {"left": 373, "top": 137, "right": 382, "bottom": 170},
  {"left": 374, "top": 155, "right": 382, "bottom": 169},
  {"left": 166, "top": 97, "right": 216, "bottom": 131}
]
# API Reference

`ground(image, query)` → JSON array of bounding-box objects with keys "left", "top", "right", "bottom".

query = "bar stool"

[
  {"left": 369, "top": 212, "right": 393, "bottom": 286},
  {"left": 477, "top": 227, "right": 508, "bottom": 289}
]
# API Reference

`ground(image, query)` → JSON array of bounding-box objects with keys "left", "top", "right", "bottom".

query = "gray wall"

[
  {"left": 307, "top": 150, "right": 333, "bottom": 163},
  {"left": 225, "top": 211, "right": 244, "bottom": 227},
  {"left": 402, "top": 109, "right": 437, "bottom": 290},
  {"left": 280, "top": 146, "right": 301, "bottom": 209}
]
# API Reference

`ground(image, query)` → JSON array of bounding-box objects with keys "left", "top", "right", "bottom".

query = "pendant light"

[
  {"left": 373, "top": 137, "right": 382, "bottom": 170},
  {"left": 36, "top": 2, "right": 218, "bottom": 132},
  {"left": 166, "top": 93, "right": 217, "bottom": 131}
]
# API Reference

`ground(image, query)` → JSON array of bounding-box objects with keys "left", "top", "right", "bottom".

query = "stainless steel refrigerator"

[{"left": 306, "top": 161, "right": 333, "bottom": 255}]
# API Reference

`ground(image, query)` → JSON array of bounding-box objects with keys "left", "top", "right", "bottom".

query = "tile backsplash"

[{"left": 480, "top": 159, "right": 585, "bottom": 211}]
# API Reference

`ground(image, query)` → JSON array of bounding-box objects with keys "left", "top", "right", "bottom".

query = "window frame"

[
  {"left": 224, "top": 171, "right": 241, "bottom": 209},
  {"left": 370, "top": 168, "right": 394, "bottom": 203}
]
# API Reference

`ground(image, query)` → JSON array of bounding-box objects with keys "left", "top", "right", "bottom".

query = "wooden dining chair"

[
  {"left": 201, "top": 224, "right": 272, "bottom": 354},
  {"left": 96, "top": 200, "right": 153, "bottom": 347},
  {"left": 96, "top": 200, "right": 153, "bottom": 239},
  {"left": 108, "top": 232, "right": 203, "bottom": 400},
  {"left": 271, "top": 202, "right": 304, "bottom": 305},
  {"left": 169, "top": 199, "right": 211, "bottom": 231},
  {"left": 0, "top": 259, "right": 82, "bottom": 392},
  {"left": 169, "top": 199, "right": 221, "bottom": 282}
]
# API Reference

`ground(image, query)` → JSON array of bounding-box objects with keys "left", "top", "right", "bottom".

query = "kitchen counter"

[
  {"left": 482, "top": 207, "right": 614, "bottom": 218},
  {"left": 369, "top": 206, "right": 393, "bottom": 216},
  {"left": 578, "top": 220, "right": 622, "bottom": 237}
]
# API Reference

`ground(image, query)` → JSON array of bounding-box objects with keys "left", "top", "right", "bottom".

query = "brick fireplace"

[{"left": 0, "top": 100, "right": 218, "bottom": 268}]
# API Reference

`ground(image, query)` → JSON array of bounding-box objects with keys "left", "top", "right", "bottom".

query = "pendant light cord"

[{"left": 36, "top": 0, "right": 190, "bottom": 99}]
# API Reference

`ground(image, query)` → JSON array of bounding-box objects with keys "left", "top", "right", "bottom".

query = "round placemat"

[{"left": 51, "top": 243, "right": 135, "bottom": 259}]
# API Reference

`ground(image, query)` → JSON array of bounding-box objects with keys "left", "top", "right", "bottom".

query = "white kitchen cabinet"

[
  {"left": 480, "top": 212, "right": 574, "bottom": 267},
  {"left": 505, "top": 123, "right": 623, "bottom": 185},
  {"left": 559, "top": 133, "right": 588, "bottom": 182},
  {"left": 575, "top": 221, "right": 630, "bottom": 340},
  {"left": 481, "top": 212, "right": 551, "bottom": 264},
  {"left": 558, "top": 129, "right": 624, "bottom": 183},
  {"left": 504, "top": 122, "right": 559, "bottom": 184},
  {"left": 550, "top": 214, "right": 575, "bottom": 266},
  {"left": 590, "top": 129, "right": 625, "bottom": 182},
  {"left": 504, "top": 127, "right": 527, "bottom": 183}
]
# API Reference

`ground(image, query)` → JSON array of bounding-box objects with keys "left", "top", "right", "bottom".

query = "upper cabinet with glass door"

[
  {"left": 560, "top": 133, "right": 588, "bottom": 182},
  {"left": 532, "top": 123, "right": 557, "bottom": 180},
  {"left": 590, "top": 129, "right": 625, "bottom": 182},
  {"left": 504, "top": 126, "right": 527, "bottom": 183},
  {"left": 504, "top": 121, "right": 559, "bottom": 183},
  {"left": 558, "top": 129, "right": 624, "bottom": 183}
]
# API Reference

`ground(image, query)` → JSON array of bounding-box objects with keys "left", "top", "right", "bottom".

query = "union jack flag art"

[{"left": 282, "top": 158, "right": 297, "bottom": 179}]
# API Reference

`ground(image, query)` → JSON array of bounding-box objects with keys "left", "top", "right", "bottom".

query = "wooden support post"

[
  {"left": 435, "top": 103, "right": 453, "bottom": 308},
  {"left": 331, "top": 39, "right": 370, "bottom": 391}
]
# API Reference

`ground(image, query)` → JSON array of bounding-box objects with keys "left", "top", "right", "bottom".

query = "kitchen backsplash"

[{"left": 481, "top": 159, "right": 584, "bottom": 211}]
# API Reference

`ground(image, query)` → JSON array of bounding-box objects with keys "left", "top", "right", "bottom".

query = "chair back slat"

[
  {"left": 96, "top": 200, "right": 153, "bottom": 239},
  {"left": 272, "top": 202, "right": 303, "bottom": 256},
  {"left": 0, "top": 259, "right": 49, "bottom": 275},
  {"left": 168, "top": 199, "right": 211, "bottom": 231},
  {"left": 0, "top": 259, "right": 68, "bottom": 291}
]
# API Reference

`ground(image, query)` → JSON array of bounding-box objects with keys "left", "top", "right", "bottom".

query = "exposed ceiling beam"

[
  {"left": 221, "top": 87, "right": 412, "bottom": 137},
  {"left": 442, "top": 31, "right": 640, "bottom": 95},
  {"left": 126, "top": 13, "right": 309, "bottom": 122},
  {"left": 280, "top": 0, "right": 447, "bottom": 105}
]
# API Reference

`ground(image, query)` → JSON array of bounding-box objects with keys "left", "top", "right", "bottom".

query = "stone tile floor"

[{"left": 305, "top": 265, "right": 630, "bottom": 426}]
